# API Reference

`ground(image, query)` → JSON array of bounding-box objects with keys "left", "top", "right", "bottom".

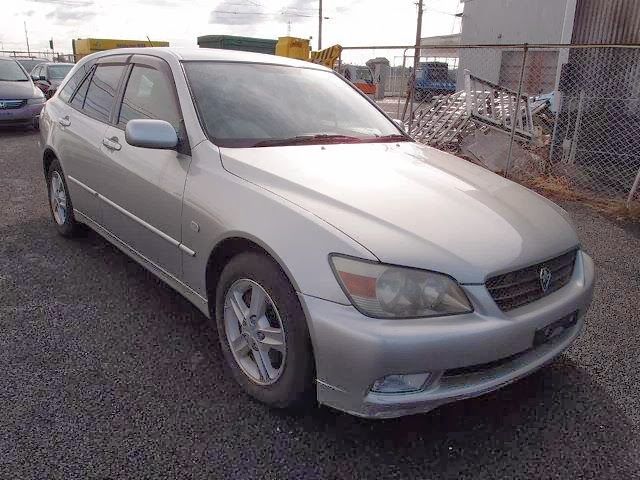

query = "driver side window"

[{"left": 117, "top": 65, "right": 181, "bottom": 131}]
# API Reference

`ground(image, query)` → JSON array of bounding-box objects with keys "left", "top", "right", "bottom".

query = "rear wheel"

[
  {"left": 214, "top": 252, "right": 315, "bottom": 409},
  {"left": 47, "top": 158, "right": 81, "bottom": 237}
]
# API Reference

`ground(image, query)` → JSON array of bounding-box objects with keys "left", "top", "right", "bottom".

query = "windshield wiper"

[
  {"left": 252, "top": 134, "right": 363, "bottom": 147},
  {"left": 0, "top": 78, "right": 29, "bottom": 82},
  {"left": 373, "top": 133, "right": 411, "bottom": 141}
]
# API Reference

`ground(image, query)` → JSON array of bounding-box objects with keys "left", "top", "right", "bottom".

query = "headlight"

[{"left": 330, "top": 255, "right": 472, "bottom": 319}]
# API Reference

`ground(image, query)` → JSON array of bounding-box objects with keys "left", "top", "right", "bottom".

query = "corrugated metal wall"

[
  {"left": 572, "top": 0, "right": 640, "bottom": 44},
  {"left": 551, "top": 0, "right": 640, "bottom": 195}
]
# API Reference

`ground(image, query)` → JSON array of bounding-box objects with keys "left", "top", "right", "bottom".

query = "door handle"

[
  {"left": 58, "top": 116, "right": 71, "bottom": 127},
  {"left": 102, "top": 136, "right": 122, "bottom": 151}
]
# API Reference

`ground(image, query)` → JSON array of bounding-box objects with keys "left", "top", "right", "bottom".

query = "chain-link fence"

[
  {"left": 340, "top": 44, "right": 640, "bottom": 207},
  {"left": 0, "top": 50, "right": 74, "bottom": 63}
]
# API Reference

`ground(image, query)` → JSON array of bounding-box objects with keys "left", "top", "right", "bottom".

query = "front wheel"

[{"left": 214, "top": 252, "right": 315, "bottom": 409}]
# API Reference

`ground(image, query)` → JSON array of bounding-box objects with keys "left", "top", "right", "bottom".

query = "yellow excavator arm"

[{"left": 309, "top": 45, "right": 343, "bottom": 69}]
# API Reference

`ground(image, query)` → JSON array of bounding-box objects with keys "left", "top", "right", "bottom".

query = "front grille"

[
  {"left": 486, "top": 250, "right": 577, "bottom": 312},
  {"left": 443, "top": 349, "right": 527, "bottom": 378},
  {"left": 0, "top": 99, "right": 27, "bottom": 110}
]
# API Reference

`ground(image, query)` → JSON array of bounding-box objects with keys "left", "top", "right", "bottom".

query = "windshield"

[
  {"left": 0, "top": 60, "right": 29, "bottom": 81},
  {"left": 431, "top": 65, "right": 449, "bottom": 81},
  {"left": 184, "top": 62, "right": 404, "bottom": 148},
  {"left": 423, "top": 63, "right": 449, "bottom": 82},
  {"left": 48, "top": 64, "right": 73, "bottom": 79},
  {"left": 16, "top": 59, "right": 41, "bottom": 74}
]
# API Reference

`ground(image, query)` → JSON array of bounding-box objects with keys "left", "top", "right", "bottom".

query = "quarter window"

[
  {"left": 118, "top": 65, "right": 181, "bottom": 130},
  {"left": 83, "top": 64, "right": 125, "bottom": 123}
]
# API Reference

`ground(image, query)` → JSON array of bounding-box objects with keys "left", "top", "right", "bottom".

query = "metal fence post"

[
  {"left": 505, "top": 43, "right": 528, "bottom": 178},
  {"left": 396, "top": 48, "right": 409, "bottom": 120},
  {"left": 628, "top": 167, "right": 640, "bottom": 209}
]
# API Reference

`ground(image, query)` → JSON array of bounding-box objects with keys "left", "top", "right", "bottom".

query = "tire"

[
  {"left": 46, "top": 158, "right": 81, "bottom": 237},
  {"left": 215, "top": 251, "right": 315, "bottom": 409},
  {"left": 423, "top": 90, "right": 434, "bottom": 103}
]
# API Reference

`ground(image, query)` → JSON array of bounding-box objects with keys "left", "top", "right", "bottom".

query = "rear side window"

[
  {"left": 59, "top": 64, "right": 90, "bottom": 103},
  {"left": 118, "top": 65, "right": 181, "bottom": 130},
  {"left": 83, "top": 64, "right": 125, "bottom": 123}
]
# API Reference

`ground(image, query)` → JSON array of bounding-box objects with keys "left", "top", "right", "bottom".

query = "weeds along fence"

[{"left": 340, "top": 43, "right": 640, "bottom": 208}]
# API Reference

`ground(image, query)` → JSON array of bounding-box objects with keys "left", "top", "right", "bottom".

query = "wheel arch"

[
  {"left": 204, "top": 234, "right": 303, "bottom": 317},
  {"left": 204, "top": 234, "right": 320, "bottom": 375},
  {"left": 43, "top": 147, "right": 59, "bottom": 178}
]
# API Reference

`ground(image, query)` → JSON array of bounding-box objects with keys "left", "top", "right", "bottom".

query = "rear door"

[
  {"left": 48, "top": 61, "right": 115, "bottom": 225},
  {"left": 98, "top": 55, "right": 191, "bottom": 278}
]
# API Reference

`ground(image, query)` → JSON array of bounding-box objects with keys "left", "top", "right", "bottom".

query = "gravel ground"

[{"left": 1, "top": 128, "right": 639, "bottom": 479}]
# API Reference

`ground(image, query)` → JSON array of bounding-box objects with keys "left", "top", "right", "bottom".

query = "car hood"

[
  {"left": 219, "top": 142, "right": 579, "bottom": 283},
  {"left": 0, "top": 80, "right": 37, "bottom": 99}
]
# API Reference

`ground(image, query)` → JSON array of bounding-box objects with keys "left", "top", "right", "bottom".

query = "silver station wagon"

[{"left": 39, "top": 48, "right": 595, "bottom": 419}]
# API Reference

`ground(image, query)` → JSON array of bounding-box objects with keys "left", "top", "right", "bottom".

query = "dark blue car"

[{"left": 415, "top": 61, "right": 456, "bottom": 102}]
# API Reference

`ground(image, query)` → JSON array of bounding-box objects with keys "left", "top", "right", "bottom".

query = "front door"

[{"left": 97, "top": 57, "right": 191, "bottom": 278}]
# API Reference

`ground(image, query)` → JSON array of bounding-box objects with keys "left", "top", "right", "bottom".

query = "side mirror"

[
  {"left": 125, "top": 119, "right": 178, "bottom": 149},
  {"left": 31, "top": 75, "right": 39, "bottom": 82}
]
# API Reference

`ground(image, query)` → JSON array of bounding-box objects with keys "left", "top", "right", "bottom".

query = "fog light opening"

[{"left": 371, "top": 373, "right": 431, "bottom": 394}]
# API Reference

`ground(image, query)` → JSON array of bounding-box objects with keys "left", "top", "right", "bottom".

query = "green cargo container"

[{"left": 197, "top": 35, "right": 277, "bottom": 55}]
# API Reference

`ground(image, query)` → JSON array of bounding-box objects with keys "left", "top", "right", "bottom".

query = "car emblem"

[
  {"left": 0, "top": 101, "right": 5, "bottom": 109},
  {"left": 539, "top": 266, "right": 552, "bottom": 293}
]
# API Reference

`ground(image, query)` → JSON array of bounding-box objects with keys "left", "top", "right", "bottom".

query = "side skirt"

[{"left": 74, "top": 209, "right": 210, "bottom": 318}]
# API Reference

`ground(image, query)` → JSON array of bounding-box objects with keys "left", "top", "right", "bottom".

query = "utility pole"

[
  {"left": 318, "top": 0, "right": 323, "bottom": 50},
  {"left": 413, "top": 0, "right": 423, "bottom": 80},
  {"left": 403, "top": 0, "right": 424, "bottom": 125},
  {"left": 24, "top": 21, "right": 31, "bottom": 56}
]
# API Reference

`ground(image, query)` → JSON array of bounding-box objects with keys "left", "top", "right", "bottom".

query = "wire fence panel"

[
  {"left": 0, "top": 50, "right": 74, "bottom": 63},
  {"left": 3, "top": 43, "right": 638, "bottom": 205},
  {"left": 549, "top": 47, "right": 640, "bottom": 201},
  {"left": 340, "top": 44, "right": 640, "bottom": 204}
]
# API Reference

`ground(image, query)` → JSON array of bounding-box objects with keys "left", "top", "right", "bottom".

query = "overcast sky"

[{"left": 3, "top": 0, "right": 461, "bottom": 62}]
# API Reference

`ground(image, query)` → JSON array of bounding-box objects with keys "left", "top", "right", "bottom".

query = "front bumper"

[
  {"left": 301, "top": 250, "right": 595, "bottom": 419},
  {"left": 0, "top": 103, "right": 44, "bottom": 126}
]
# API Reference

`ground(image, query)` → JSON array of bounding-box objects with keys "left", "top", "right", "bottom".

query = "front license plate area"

[{"left": 534, "top": 312, "right": 578, "bottom": 347}]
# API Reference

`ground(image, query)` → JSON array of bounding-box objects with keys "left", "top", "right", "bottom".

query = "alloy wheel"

[
  {"left": 224, "top": 279, "right": 287, "bottom": 385},
  {"left": 50, "top": 171, "right": 67, "bottom": 225}
]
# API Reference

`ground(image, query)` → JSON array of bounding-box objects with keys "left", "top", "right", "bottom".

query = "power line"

[
  {"left": 424, "top": 7, "right": 459, "bottom": 17},
  {"left": 212, "top": 10, "right": 325, "bottom": 18}
]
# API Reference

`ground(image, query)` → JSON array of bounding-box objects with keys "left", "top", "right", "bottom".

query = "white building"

[
  {"left": 420, "top": 33, "right": 461, "bottom": 61},
  {"left": 457, "top": 0, "right": 576, "bottom": 94}
]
